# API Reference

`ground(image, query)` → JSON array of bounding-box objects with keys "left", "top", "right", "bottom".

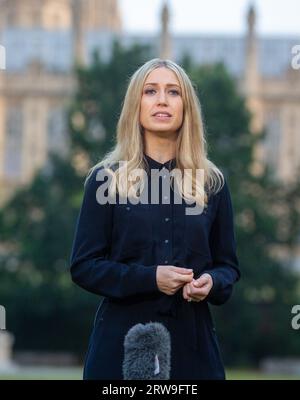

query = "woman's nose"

[{"left": 157, "top": 91, "right": 168, "bottom": 105}]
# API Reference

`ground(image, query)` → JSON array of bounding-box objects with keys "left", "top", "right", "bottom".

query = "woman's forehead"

[{"left": 144, "top": 67, "right": 180, "bottom": 86}]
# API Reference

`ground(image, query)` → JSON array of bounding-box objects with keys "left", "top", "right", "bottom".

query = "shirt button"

[
  {"left": 164, "top": 260, "right": 168, "bottom": 264},
  {"left": 164, "top": 217, "right": 170, "bottom": 222},
  {"left": 126, "top": 206, "right": 130, "bottom": 211},
  {"left": 164, "top": 239, "right": 169, "bottom": 244}
]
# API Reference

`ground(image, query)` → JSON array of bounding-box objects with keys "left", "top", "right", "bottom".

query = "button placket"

[
  {"left": 161, "top": 190, "right": 173, "bottom": 267},
  {"left": 144, "top": 157, "right": 175, "bottom": 268}
]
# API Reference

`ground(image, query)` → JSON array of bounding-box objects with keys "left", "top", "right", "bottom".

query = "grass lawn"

[
  {"left": 0, "top": 367, "right": 299, "bottom": 380},
  {"left": 0, "top": 367, "right": 83, "bottom": 380},
  {"left": 226, "top": 368, "right": 300, "bottom": 380}
]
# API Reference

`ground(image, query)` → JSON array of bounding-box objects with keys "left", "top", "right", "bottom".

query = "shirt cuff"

[
  {"left": 203, "top": 270, "right": 221, "bottom": 299},
  {"left": 136, "top": 264, "right": 159, "bottom": 293}
]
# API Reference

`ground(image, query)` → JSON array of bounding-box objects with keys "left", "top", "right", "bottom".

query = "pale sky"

[{"left": 119, "top": 0, "right": 300, "bottom": 36}]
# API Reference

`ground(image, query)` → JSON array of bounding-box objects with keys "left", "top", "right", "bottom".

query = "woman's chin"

[{"left": 144, "top": 125, "right": 179, "bottom": 135}]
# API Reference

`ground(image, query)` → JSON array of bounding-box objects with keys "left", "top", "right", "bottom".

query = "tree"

[
  {"left": 1, "top": 42, "right": 299, "bottom": 366},
  {"left": 69, "top": 40, "right": 154, "bottom": 168},
  {"left": 181, "top": 59, "right": 300, "bottom": 365},
  {"left": 0, "top": 41, "right": 152, "bottom": 358}
]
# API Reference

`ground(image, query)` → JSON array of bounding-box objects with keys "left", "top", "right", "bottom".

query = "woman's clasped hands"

[
  {"left": 156, "top": 265, "right": 213, "bottom": 302},
  {"left": 182, "top": 273, "right": 213, "bottom": 302}
]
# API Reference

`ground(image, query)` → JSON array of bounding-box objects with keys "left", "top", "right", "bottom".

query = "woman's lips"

[{"left": 152, "top": 114, "right": 172, "bottom": 121}]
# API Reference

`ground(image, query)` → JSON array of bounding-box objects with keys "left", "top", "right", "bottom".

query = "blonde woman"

[{"left": 70, "top": 58, "right": 240, "bottom": 380}]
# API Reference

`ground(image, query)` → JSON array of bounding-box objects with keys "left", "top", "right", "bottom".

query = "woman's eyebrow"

[{"left": 144, "top": 82, "right": 181, "bottom": 88}]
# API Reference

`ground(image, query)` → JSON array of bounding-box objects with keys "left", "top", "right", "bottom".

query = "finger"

[
  {"left": 188, "top": 283, "right": 199, "bottom": 295},
  {"left": 192, "top": 283, "right": 207, "bottom": 292},
  {"left": 187, "top": 281, "right": 208, "bottom": 296},
  {"left": 193, "top": 277, "right": 208, "bottom": 288},
  {"left": 174, "top": 282, "right": 186, "bottom": 291},
  {"left": 182, "top": 286, "right": 189, "bottom": 300},
  {"left": 176, "top": 273, "right": 194, "bottom": 283},
  {"left": 193, "top": 288, "right": 208, "bottom": 297},
  {"left": 183, "top": 283, "right": 197, "bottom": 301},
  {"left": 172, "top": 267, "right": 193, "bottom": 275},
  {"left": 187, "top": 285, "right": 192, "bottom": 297},
  {"left": 183, "top": 292, "right": 191, "bottom": 301}
]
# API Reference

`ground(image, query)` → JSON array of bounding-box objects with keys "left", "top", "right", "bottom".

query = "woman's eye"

[
  {"left": 169, "top": 90, "right": 180, "bottom": 95},
  {"left": 145, "top": 89, "right": 156, "bottom": 95},
  {"left": 144, "top": 88, "right": 180, "bottom": 96}
]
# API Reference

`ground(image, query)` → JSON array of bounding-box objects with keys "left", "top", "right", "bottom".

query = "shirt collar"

[{"left": 143, "top": 153, "right": 176, "bottom": 171}]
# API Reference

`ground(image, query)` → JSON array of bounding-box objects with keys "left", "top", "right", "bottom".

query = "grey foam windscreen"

[{"left": 122, "top": 321, "right": 171, "bottom": 380}]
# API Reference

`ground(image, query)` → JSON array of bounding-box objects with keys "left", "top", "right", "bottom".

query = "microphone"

[{"left": 122, "top": 321, "right": 171, "bottom": 380}]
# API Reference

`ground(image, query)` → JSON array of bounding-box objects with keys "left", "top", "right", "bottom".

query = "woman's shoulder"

[
  {"left": 206, "top": 172, "right": 227, "bottom": 199},
  {"left": 211, "top": 177, "right": 235, "bottom": 218},
  {"left": 85, "top": 162, "right": 119, "bottom": 185}
]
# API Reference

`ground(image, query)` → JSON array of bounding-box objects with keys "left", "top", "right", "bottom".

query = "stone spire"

[
  {"left": 81, "top": 0, "right": 122, "bottom": 31},
  {"left": 244, "top": 2, "right": 259, "bottom": 96},
  {"left": 159, "top": 0, "right": 171, "bottom": 59},
  {"left": 247, "top": 2, "right": 256, "bottom": 37},
  {"left": 71, "top": 0, "right": 123, "bottom": 66},
  {"left": 243, "top": 2, "right": 264, "bottom": 175},
  {"left": 72, "top": 0, "right": 85, "bottom": 66}
]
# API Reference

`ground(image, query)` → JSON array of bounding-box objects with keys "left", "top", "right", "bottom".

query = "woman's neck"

[{"left": 143, "top": 133, "right": 177, "bottom": 164}]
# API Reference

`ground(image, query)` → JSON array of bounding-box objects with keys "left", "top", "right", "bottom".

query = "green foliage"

[
  {"left": 0, "top": 43, "right": 299, "bottom": 366},
  {"left": 69, "top": 40, "right": 153, "bottom": 166},
  {"left": 0, "top": 41, "right": 152, "bottom": 356},
  {"left": 181, "top": 59, "right": 300, "bottom": 365},
  {"left": 0, "top": 155, "right": 92, "bottom": 354}
]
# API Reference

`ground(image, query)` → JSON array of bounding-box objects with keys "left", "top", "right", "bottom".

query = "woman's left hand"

[{"left": 182, "top": 273, "right": 213, "bottom": 302}]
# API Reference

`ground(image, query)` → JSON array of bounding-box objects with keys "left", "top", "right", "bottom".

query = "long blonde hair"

[{"left": 85, "top": 58, "right": 224, "bottom": 206}]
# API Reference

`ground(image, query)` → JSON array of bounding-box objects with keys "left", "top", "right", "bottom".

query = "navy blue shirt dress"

[{"left": 70, "top": 153, "right": 240, "bottom": 380}]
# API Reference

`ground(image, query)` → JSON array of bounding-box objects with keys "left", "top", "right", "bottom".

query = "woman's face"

[{"left": 140, "top": 67, "right": 183, "bottom": 137}]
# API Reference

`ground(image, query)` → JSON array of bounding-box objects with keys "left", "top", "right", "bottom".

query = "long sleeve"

[
  {"left": 69, "top": 167, "right": 159, "bottom": 299},
  {"left": 203, "top": 179, "right": 240, "bottom": 305}
]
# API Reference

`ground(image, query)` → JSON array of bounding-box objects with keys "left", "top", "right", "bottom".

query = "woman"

[{"left": 70, "top": 58, "right": 240, "bottom": 380}]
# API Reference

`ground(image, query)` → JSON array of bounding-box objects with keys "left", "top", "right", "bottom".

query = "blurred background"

[{"left": 0, "top": 0, "right": 300, "bottom": 380}]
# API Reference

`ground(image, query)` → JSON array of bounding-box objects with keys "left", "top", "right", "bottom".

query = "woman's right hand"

[{"left": 156, "top": 265, "right": 194, "bottom": 295}]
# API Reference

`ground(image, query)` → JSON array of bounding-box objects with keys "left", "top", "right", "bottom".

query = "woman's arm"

[
  {"left": 69, "top": 167, "right": 159, "bottom": 299},
  {"left": 203, "top": 178, "right": 241, "bottom": 305}
]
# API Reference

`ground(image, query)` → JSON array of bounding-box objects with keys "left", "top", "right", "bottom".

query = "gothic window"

[
  {"left": 47, "top": 108, "right": 68, "bottom": 156},
  {"left": 4, "top": 106, "right": 23, "bottom": 178},
  {"left": 264, "top": 110, "right": 281, "bottom": 175},
  {"left": 288, "top": 111, "right": 299, "bottom": 170}
]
